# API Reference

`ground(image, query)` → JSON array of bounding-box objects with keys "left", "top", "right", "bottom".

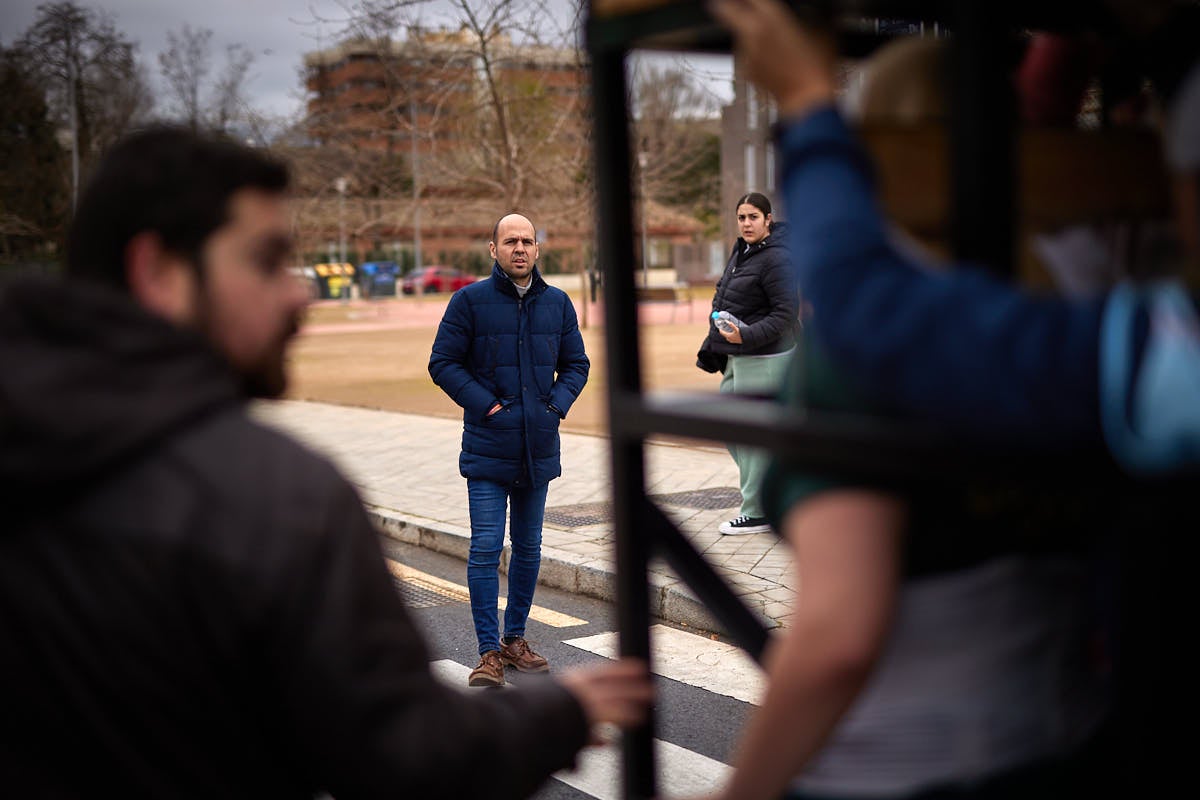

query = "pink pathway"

[{"left": 300, "top": 295, "right": 712, "bottom": 336}]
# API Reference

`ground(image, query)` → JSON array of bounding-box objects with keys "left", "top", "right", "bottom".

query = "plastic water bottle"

[{"left": 712, "top": 310, "right": 743, "bottom": 334}]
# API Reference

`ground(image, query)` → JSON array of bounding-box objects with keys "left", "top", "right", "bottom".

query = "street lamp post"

[
  {"left": 335, "top": 177, "right": 348, "bottom": 266},
  {"left": 335, "top": 177, "right": 349, "bottom": 302},
  {"left": 410, "top": 91, "right": 423, "bottom": 272},
  {"left": 638, "top": 151, "right": 649, "bottom": 288}
]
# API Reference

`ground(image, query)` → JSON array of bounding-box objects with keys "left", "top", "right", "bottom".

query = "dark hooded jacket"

[
  {"left": 428, "top": 262, "right": 589, "bottom": 488},
  {"left": 698, "top": 222, "right": 801, "bottom": 372},
  {"left": 0, "top": 278, "right": 588, "bottom": 799}
]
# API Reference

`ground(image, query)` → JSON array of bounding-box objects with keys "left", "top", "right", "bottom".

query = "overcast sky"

[
  {"left": 0, "top": 0, "right": 733, "bottom": 122},
  {"left": 1, "top": 1, "right": 396, "bottom": 121}
]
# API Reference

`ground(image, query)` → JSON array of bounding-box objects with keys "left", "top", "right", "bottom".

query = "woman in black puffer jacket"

[{"left": 697, "top": 192, "right": 800, "bottom": 535}]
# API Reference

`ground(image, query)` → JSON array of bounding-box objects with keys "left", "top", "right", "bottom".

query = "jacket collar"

[
  {"left": 489, "top": 261, "right": 547, "bottom": 299},
  {"left": 731, "top": 221, "right": 790, "bottom": 261}
]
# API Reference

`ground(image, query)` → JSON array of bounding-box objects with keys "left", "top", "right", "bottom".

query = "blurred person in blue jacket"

[
  {"left": 714, "top": 0, "right": 1200, "bottom": 476},
  {"left": 697, "top": 1, "right": 1200, "bottom": 798},
  {"left": 685, "top": 6, "right": 1134, "bottom": 799}
]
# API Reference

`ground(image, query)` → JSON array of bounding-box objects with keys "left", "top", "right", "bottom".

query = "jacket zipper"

[{"left": 517, "top": 295, "right": 533, "bottom": 483}]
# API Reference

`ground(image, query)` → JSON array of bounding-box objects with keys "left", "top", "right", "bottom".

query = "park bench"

[{"left": 635, "top": 283, "right": 692, "bottom": 322}]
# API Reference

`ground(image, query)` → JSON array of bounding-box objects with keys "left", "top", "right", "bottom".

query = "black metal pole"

[
  {"left": 589, "top": 40, "right": 657, "bottom": 799},
  {"left": 645, "top": 500, "right": 772, "bottom": 662},
  {"left": 950, "top": 1, "right": 1016, "bottom": 278}
]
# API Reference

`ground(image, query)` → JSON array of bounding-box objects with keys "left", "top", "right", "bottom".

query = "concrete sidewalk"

[{"left": 252, "top": 400, "right": 796, "bottom": 632}]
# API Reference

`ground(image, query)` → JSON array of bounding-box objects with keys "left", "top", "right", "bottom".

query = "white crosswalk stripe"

[
  {"left": 429, "top": 658, "right": 491, "bottom": 691},
  {"left": 564, "top": 625, "right": 767, "bottom": 706},
  {"left": 429, "top": 658, "right": 732, "bottom": 799},
  {"left": 557, "top": 736, "right": 730, "bottom": 799}
]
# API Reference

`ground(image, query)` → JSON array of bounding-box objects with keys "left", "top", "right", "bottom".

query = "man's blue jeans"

[{"left": 466, "top": 478, "right": 548, "bottom": 656}]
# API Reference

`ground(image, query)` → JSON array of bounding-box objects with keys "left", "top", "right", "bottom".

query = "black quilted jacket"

[
  {"left": 703, "top": 221, "right": 800, "bottom": 357},
  {"left": 0, "top": 278, "right": 588, "bottom": 799}
]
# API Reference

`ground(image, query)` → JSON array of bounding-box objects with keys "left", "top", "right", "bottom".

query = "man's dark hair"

[{"left": 66, "top": 126, "right": 290, "bottom": 290}]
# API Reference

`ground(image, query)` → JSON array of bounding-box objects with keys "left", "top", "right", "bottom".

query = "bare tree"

[
  {"left": 211, "top": 44, "right": 255, "bottom": 133},
  {"left": 422, "top": 0, "right": 590, "bottom": 212},
  {"left": 0, "top": 46, "right": 69, "bottom": 259},
  {"left": 158, "top": 24, "right": 211, "bottom": 131},
  {"left": 157, "top": 25, "right": 257, "bottom": 135},
  {"left": 296, "top": 0, "right": 590, "bottom": 269},
  {"left": 310, "top": 0, "right": 590, "bottom": 203},
  {"left": 17, "top": 1, "right": 152, "bottom": 206},
  {"left": 632, "top": 62, "right": 722, "bottom": 229}
]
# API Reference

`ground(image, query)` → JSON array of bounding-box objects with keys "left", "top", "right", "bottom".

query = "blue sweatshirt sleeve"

[{"left": 776, "top": 106, "right": 1104, "bottom": 444}]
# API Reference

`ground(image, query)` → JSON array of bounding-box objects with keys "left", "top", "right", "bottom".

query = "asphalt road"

[{"left": 378, "top": 537, "right": 758, "bottom": 800}]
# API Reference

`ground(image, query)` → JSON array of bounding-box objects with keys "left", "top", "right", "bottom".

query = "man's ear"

[
  {"left": 125, "top": 232, "right": 198, "bottom": 324},
  {"left": 488, "top": 241, "right": 497, "bottom": 260}
]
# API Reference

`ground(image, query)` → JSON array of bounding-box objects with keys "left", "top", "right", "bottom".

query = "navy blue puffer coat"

[{"left": 429, "top": 263, "right": 589, "bottom": 488}]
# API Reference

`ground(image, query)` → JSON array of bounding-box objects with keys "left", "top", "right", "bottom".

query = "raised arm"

[{"left": 712, "top": 0, "right": 1105, "bottom": 445}]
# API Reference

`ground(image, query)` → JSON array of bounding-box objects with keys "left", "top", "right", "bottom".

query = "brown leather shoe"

[
  {"left": 468, "top": 650, "right": 506, "bottom": 687},
  {"left": 498, "top": 637, "right": 549, "bottom": 673}
]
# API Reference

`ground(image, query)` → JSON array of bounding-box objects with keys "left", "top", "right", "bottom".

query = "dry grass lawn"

[{"left": 287, "top": 296, "right": 723, "bottom": 438}]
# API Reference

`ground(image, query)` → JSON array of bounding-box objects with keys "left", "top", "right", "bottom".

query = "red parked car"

[{"left": 400, "top": 266, "right": 476, "bottom": 295}]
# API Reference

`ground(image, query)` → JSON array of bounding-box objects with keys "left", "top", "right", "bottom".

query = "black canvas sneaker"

[{"left": 718, "top": 515, "right": 772, "bottom": 535}]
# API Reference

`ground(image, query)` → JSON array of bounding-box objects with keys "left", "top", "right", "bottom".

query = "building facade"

[
  {"left": 299, "top": 27, "right": 715, "bottom": 278},
  {"left": 303, "top": 27, "right": 586, "bottom": 158}
]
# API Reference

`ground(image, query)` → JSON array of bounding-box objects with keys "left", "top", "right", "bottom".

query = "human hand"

[
  {"left": 718, "top": 324, "right": 743, "bottom": 344},
  {"left": 487, "top": 402, "right": 502, "bottom": 416},
  {"left": 708, "top": 0, "right": 837, "bottom": 118},
  {"left": 557, "top": 657, "right": 654, "bottom": 740}
]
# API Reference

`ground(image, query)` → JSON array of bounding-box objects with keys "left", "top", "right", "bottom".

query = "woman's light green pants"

[{"left": 718, "top": 350, "right": 792, "bottom": 518}]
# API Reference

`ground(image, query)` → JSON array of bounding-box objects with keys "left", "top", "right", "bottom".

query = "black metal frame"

[{"left": 586, "top": 2, "right": 1125, "bottom": 797}]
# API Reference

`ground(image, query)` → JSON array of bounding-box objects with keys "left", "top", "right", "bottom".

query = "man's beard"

[
  {"left": 193, "top": 287, "right": 303, "bottom": 399},
  {"left": 236, "top": 314, "right": 302, "bottom": 399}
]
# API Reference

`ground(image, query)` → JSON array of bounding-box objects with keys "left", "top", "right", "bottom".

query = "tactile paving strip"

[
  {"left": 393, "top": 576, "right": 467, "bottom": 609},
  {"left": 543, "top": 502, "right": 612, "bottom": 528},
  {"left": 543, "top": 487, "right": 742, "bottom": 528},
  {"left": 651, "top": 487, "right": 742, "bottom": 510}
]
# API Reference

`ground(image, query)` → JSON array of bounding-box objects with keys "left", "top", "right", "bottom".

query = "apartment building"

[
  {"left": 298, "top": 27, "right": 711, "bottom": 274},
  {"left": 303, "top": 27, "right": 586, "bottom": 156}
]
